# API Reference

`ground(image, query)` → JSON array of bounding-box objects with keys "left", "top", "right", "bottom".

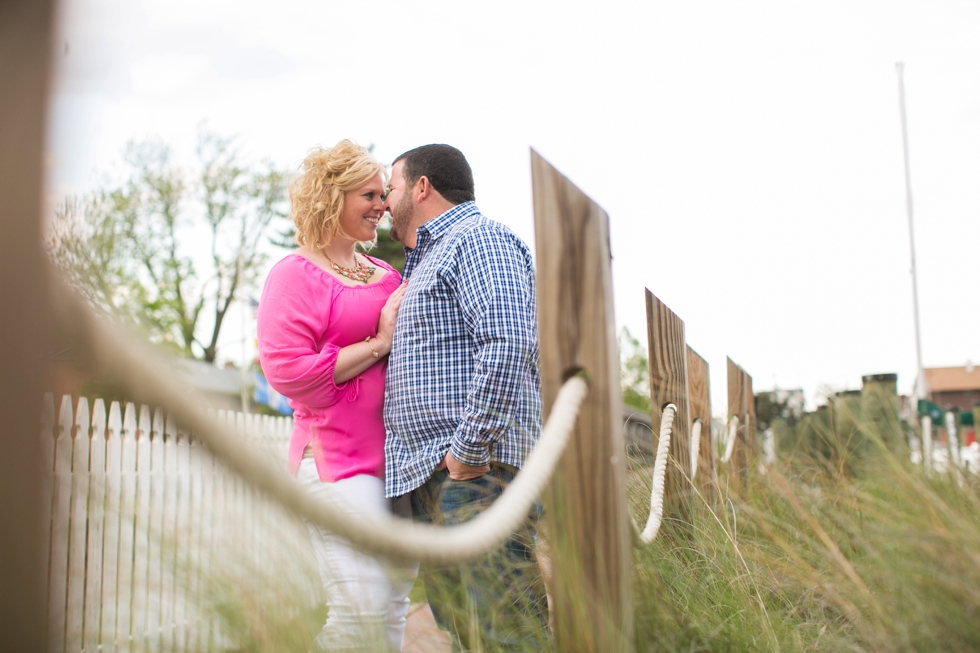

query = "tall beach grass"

[{"left": 194, "top": 403, "right": 980, "bottom": 652}]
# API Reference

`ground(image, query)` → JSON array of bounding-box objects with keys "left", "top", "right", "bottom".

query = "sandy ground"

[{"left": 402, "top": 602, "right": 452, "bottom": 653}]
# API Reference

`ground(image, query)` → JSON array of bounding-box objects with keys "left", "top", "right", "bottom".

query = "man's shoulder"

[{"left": 447, "top": 212, "right": 530, "bottom": 255}]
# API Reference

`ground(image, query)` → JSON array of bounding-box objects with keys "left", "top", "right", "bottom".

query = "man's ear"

[{"left": 416, "top": 175, "right": 432, "bottom": 202}]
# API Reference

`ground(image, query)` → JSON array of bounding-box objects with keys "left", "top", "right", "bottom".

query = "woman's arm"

[
  {"left": 258, "top": 260, "right": 407, "bottom": 403},
  {"left": 332, "top": 279, "right": 407, "bottom": 383},
  {"left": 258, "top": 276, "right": 348, "bottom": 409}
]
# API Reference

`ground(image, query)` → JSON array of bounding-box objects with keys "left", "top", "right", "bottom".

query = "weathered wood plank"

[
  {"left": 726, "top": 357, "right": 742, "bottom": 421},
  {"left": 84, "top": 398, "right": 108, "bottom": 650},
  {"left": 102, "top": 401, "right": 124, "bottom": 652},
  {"left": 147, "top": 408, "right": 166, "bottom": 650},
  {"left": 160, "top": 410, "right": 178, "bottom": 650},
  {"left": 0, "top": 4, "right": 56, "bottom": 647},
  {"left": 131, "top": 404, "right": 152, "bottom": 648},
  {"left": 236, "top": 412, "right": 254, "bottom": 575},
  {"left": 116, "top": 402, "right": 137, "bottom": 652},
  {"left": 48, "top": 396, "right": 74, "bottom": 651},
  {"left": 744, "top": 369, "right": 756, "bottom": 455},
  {"left": 39, "top": 394, "right": 56, "bottom": 634},
  {"left": 532, "top": 149, "right": 632, "bottom": 653},
  {"left": 645, "top": 290, "right": 693, "bottom": 523},
  {"left": 173, "top": 427, "right": 191, "bottom": 652},
  {"left": 726, "top": 357, "right": 744, "bottom": 474},
  {"left": 65, "top": 397, "right": 90, "bottom": 650},
  {"left": 199, "top": 430, "right": 219, "bottom": 652},
  {"left": 686, "top": 346, "right": 715, "bottom": 503},
  {"left": 726, "top": 357, "right": 756, "bottom": 477},
  {"left": 187, "top": 436, "right": 205, "bottom": 653}
]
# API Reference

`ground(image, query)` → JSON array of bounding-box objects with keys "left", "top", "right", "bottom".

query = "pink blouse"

[{"left": 256, "top": 253, "right": 401, "bottom": 482}]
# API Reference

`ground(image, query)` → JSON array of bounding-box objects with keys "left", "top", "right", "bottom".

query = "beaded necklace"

[{"left": 320, "top": 249, "right": 376, "bottom": 284}]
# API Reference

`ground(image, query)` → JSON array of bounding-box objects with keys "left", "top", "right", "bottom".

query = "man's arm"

[{"left": 447, "top": 225, "right": 538, "bottom": 470}]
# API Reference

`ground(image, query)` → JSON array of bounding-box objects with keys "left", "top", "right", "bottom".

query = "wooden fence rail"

[{"left": 41, "top": 394, "right": 301, "bottom": 652}]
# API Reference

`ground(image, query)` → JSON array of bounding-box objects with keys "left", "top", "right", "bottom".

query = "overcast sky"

[{"left": 46, "top": 0, "right": 980, "bottom": 416}]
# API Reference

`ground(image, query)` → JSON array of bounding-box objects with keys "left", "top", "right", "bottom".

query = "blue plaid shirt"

[{"left": 383, "top": 201, "right": 542, "bottom": 498}]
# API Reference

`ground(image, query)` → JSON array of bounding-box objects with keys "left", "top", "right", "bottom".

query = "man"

[{"left": 382, "top": 144, "right": 547, "bottom": 652}]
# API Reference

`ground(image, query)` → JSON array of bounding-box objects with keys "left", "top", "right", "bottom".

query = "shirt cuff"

[
  {"left": 450, "top": 438, "right": 491, "bottom": 467},
  {"left": 319, "top": 343, "right": 349, "bottom": 391}
]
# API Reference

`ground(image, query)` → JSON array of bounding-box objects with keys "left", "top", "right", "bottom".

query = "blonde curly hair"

[{"left": 289, "top": 140, "right": 386, "bottom": 248}]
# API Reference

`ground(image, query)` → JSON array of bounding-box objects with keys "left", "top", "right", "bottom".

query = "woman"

[{"left": 256, "top": 140, "right": 413, "bottom": 652}]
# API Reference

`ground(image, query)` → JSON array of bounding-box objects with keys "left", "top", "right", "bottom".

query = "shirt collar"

[{"left": 416, "top": 201, "right": 479, "bottom": 242}]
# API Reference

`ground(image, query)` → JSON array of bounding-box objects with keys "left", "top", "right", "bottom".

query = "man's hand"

[{"left": 436, "top": 452, "right": 490, "bottom": 481}]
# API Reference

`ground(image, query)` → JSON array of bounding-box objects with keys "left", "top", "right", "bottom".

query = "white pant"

[{"left": 298, "top": 459, "right": 417, "bottom": 652}]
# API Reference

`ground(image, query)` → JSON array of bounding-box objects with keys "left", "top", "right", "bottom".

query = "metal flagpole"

[{"left": 896, "top": 62, "right": 926, "bottom": 403}]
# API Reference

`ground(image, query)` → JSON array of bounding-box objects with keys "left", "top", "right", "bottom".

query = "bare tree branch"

[{"left": 45, "top": 130, "right": 291, "bottom": 363}]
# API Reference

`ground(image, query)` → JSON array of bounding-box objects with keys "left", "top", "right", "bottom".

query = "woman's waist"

[
  {"left": 294, "top": 375, "right": 386, "bottom": 418},
  {"left": 292, "top": 411, "right": 386, "bottom": 437},
  {"left": 291, "top": 419, "right": 386, "bottom": 465}
]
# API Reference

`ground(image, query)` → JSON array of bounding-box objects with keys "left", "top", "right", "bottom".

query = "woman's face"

[{"left": 339, "top": 172, "right": 385, "bottom": 243}]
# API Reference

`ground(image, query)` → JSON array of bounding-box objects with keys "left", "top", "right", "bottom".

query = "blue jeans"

[{"left": 410, "top": 465, "right": 550, "bottom": 652}]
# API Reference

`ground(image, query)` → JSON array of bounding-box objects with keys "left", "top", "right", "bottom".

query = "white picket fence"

[{"left": 41, "top": 393, "right": 306, "bottom": 653}]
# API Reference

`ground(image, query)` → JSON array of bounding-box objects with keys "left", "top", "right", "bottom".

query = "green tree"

[
  {"left": 619, "top": 327, "right": 651, "bottom": 413},
  {"left": 46, "top": 129, "right": 289, "bottom": 363},
  {"left": 369, "top": 227, "right": 406, "bottom": 273}
]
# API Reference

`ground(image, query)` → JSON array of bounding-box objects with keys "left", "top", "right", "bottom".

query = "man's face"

[{"left": 384, "top": 161, "right": 415, "bottom": 245}]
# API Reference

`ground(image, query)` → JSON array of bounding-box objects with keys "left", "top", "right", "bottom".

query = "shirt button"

[{"left": 385, "top": 430, "right": 391, "bottom": 436}]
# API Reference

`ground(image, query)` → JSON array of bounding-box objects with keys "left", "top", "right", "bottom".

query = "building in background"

[
  {"left": 924, "top": 363, "right": 980, "bottom": 412},
  {"left": 253, "top": 372, "right": 293, "bottom": 415},
  {"left": 172, "top": 361, "right": 291, "bottom": 415}
]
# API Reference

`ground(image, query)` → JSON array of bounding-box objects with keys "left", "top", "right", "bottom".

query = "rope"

[
  {"left": 690, "top": 418, "right": 702, "bottom": 481},
  {"left": 51, "top": 277, "right": 588, "bottom": 566},
  {"left": 638, "top": 403, "right": 676, "bottom": 543},
  {"left": 721, "top": 415, "right": 738, "bottom": 463}
]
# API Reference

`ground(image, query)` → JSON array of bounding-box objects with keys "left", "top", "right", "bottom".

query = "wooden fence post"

[
  {"left": 532, "top": 149, "right": 633, "bottom": 653},
  {"left": 726, "top": 358, "right": 756, "bottom": 477},
  {"left": 645, "top": 291, "right": 693, "bottom": 523},
  {"left": 744, "top": 367, "right": 756, "bottom": 460},
  {"left": 0, "top": 1, "right": 56, "bottom": 649},
  {"left": 686, "top": 346, "right": 715, "bottom": 504}
]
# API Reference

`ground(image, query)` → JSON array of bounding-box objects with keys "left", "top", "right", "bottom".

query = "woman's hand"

[
  {"left": 376, "top": 280, "right": 407, "bottom": 355},
  {"left": 333, "top": 280, "right": 408, "bottom": 383}
]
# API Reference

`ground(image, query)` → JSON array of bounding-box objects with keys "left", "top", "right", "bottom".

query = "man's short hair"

[{"left": 393, "top": 144, "right": 475, "bottom": 206}]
